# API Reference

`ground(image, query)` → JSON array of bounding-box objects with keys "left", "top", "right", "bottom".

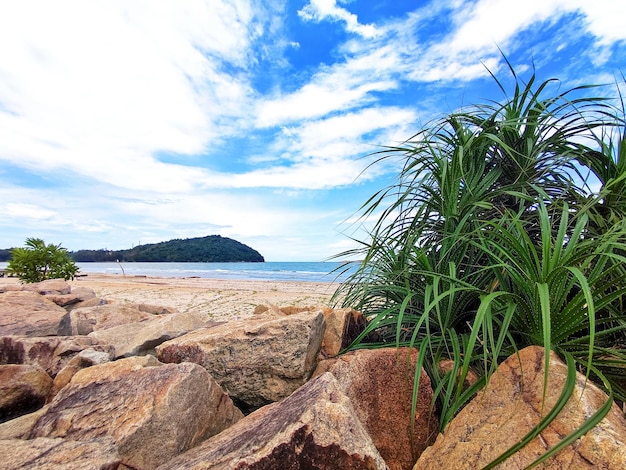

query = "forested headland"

[{"left": 0, "top": 235, "right": 264, "bottom": 263}]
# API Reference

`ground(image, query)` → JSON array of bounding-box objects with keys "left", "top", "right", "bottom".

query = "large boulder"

[
  {"left": 67, "top": 303, "right": 157, "bottom": 335},
  {"left": 29, "top": 357, "right": 243, "bottom": 469},
  {"left": 0, "top": 437, "right": 121, "bottom": 469},
  {"left": 415, "top": 346, "right": 626, "bottom": 469},
  {"left": 88, "top": 311, "right": 216, "bottom": 358},
  {"left": 156, "top": 310, "right": 326, "bottom": 408},
  {"left": 158, "top": 372, "right": 388, "bottom": 470},
  {"left": 21, "top": 279, "right": 71, "bottom": 295},
  {"left": 0, "top": 291, "right": 67, "bottom": 336},
  {"left": 0, "top": 335, "right": 113, "bottom": 377},
  {"left": 315, "top": 347, "right": 437, "bottom": 470},
  {"left": 0, "top": 364, "right": 52, "bottom": 422}
]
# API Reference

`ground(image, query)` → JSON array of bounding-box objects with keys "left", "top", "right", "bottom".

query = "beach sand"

[{"left": 34, "top": 274, "right": 341, "bottom": 321}]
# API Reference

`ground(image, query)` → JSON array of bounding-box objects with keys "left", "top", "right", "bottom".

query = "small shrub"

[{"left": 7, "top": 237, "right": 79, "bottom": 283}]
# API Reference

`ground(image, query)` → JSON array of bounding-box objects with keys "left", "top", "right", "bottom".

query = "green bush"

[
  {"left": 7, "top": 238, "right": 79, "bottom": 283},
  {"left": 333, "top": 62, "right": 626, "bottom": 466}
]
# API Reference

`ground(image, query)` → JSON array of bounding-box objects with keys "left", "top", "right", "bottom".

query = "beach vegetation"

[
  {"left": 7, "top": 237, "right": 79, "bottom": 283},
  {"left": 333, "top": 61, "right": 626, "bottom": 465}
]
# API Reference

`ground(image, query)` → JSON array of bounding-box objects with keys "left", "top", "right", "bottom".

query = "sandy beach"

[{"left": 33, "top": 274, "right": 342, "bottom": 321}]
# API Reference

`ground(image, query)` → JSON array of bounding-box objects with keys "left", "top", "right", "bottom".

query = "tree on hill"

[
  {"left": 7, "top": 238, "right": 79, "bottom": 283},
  {"left": 71, "top": 235, "right": 264, "bottom": 263}
]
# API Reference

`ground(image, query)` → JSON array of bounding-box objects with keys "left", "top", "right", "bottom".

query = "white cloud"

[
  {"left": 298, "top": 0, "right": 380, "bottom": 38},
  {"left": 0, "top": 0, "right": 260, "bottom": 190}
]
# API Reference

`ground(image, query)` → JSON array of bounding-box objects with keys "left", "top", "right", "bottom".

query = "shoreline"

[{"left": 1, "top": 273, "right": 341, "bottom": 321}]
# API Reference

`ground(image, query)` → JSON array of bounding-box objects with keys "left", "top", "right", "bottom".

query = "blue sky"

[{"left": 0, "top": 1, "right": 624, "bottom": 261}]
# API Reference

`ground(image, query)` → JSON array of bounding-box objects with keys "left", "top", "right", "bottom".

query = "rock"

[
  {"left": 88, "top": 311, "right": 216, "bottom": 358},
  {"left": 21, "top": 278, "right": 71, "bottom": 295},
  {"left": 48, "top": 348, "right": 112, "bottom": 400},
  {"left": 0, "top": 335, "right": 113, "bottom": 377},
  {"left": 0, "top": 291, "right": 68, "bottom": 336},
  {"left": 319, "top": 307, "right": 367, "bottom": 358},
  {"left": 137, "top": 303, "right": 178, "bottom": 315},
  {"left": 0, "top": 284, "right": 23, "bottom": 293},
  {"left": 0, "top": 437, "right": 121, "bottom": 469},
  {"left": 157, "top": 310, "right": 325, "bottom": 408},
  {"left": 0, "top": 406, "right": 49, "bottom": 440},
  {"left": 415, "top": 346, "right": 626, "bottom": 469},
  {"left": 68, "top": 303, "right": 157, "bottom": 335},
  {"left": 158, "top": 372, "right": 388, "bottom": 470},
  {"left": 315, "top": 348, "right": 437, "bottom": 470},
  {"left": 30, "top": 358, "right": 243, "bottom": 469},
  {"left": 0, "top": 364, "right": 52, "bottom": 422},
  {"left": 65, "top": 296, "right": 106, "bottom": 312},
  {"left": 45, "top": 286, "right": 97, "bottom": 308}
]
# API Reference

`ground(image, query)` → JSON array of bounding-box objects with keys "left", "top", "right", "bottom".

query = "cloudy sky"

[{"left": 0, "top": 1, "right": 624, "bottom": 261}]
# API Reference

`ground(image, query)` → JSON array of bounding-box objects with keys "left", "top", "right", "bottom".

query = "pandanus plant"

[{"left": 332, "top": 61, "right": 626, "bottom": 466}]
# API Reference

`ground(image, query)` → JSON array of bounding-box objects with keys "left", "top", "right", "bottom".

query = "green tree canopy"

[{"left": 7, "top": 238, "right": 79, "bottom": 283}]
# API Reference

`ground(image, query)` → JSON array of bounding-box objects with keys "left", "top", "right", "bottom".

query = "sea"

[{"left": 0, "top": 261, "right": 360, "bottom": 283}]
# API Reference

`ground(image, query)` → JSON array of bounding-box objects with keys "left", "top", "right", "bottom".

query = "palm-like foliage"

[{"left": 332, "top": 63, "right": 626, "bottom": 465}]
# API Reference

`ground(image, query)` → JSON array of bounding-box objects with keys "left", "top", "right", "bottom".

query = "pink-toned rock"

[
  {"left": 68, "top": 303, "right": 156, "bottom": 335},
  {"left": 45, "top": 286, "right": 97, "bottom": 308},
  {"left": 415, "top": 346, "right": 626, "bottom": 469},
  {"left": 48, "top": 348, "right": 112, "bottom": 400},
  {"left": 0, "top": 291, "right": 67, "bottom": 336},
  {"left": 21, "top": 278, "right": 71, "bottom": 295},
  {"left": 30, "top": 358, "right": 243, "bottom": 469},
  {"left": 0, "top": 364, "right": 52, "bottom": 422},
  {"left": 0, "top": 406, "right": 49, "bottom": 439},
  {"left": 158, "top": 372, "right": 388, "bottom": 470},
  {"left": 157, "top": 310, "right": 325, "bottom": 408},
  {"left": 314, "top": 347, "right": 437, "bottom": 470},
  {"left": 88, "top": 311, "right": 216, "bottom": 358},
  {"left": 66, "top": 296, "right": 106, "bottom": 312},
  {"left": 137, "top": 303, "right": 178, "bottom": 315},
  {"left": 0, "top": 437, "right": 121, "bottom": 469},
  {"left": 0, "top": 335, "right": 113, "bottom": 377}
]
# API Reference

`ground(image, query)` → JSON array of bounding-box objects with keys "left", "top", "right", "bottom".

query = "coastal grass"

[{"left": 332, "top": 61, "right": 626, "bottom": 466}]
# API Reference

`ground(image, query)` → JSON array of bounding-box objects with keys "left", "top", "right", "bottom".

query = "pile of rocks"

[{"left": 1, "top": 279, "right": 625, "bottom": 469}]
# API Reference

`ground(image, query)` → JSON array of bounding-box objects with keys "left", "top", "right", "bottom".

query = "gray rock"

[{"left": 157, "top": 310, "right": 325, "bottom": 407}]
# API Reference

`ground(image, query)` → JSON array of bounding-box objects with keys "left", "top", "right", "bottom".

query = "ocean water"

[{"left": 56, "top": 261, "right": 360, "bottom": 283}]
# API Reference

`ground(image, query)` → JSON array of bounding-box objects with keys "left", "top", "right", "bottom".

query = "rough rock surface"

[
  {"left": 315, "top": 347, "right": 437, "bottom": 470},
  {"left": 48, "top": 348, "right": 112, "bottom": 400},
  {"left": 88, "top": 311, "right": 215, "bottom": 358},
  {"left": 68, "top": 303, "right": 157, "bottom": 335},
  {"left": 21, "top": 279, "right": 72, "bottom": 295},
  {"left": 319, "top": 307, "right": 366, "bottom": 358},
  {"left": 0, "top": 335, "right": 113, "bottom": 377},
  {"left": 0, "top": 436, "right": 121, "bottom": 469},
  {"left": 29, "top": 357, "right": 242, "bottom": 469},
  {"left": 0, "top": 364, "right": 52, "bottom": 422},
  {"left": 156, "top": 310, "right": 325, "bottom": 407},
  {"left": 44, "top": 286, "right": 97, "bottom": 308},
  {"left": 415, "top": 346, "right": 626, "bottom": 469},
  {"left": 0, "top": 291, "right": 68, "bottom": 336},
  {"left": 158, "top": 372, "right": 388, "bottom": 470},
  {"left": 0, "top": 406, "right": 49, "bottom": 440}
]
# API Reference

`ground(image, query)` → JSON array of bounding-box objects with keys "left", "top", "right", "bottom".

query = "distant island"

[{"left": 0, "top": 235, "right": 265, "bottom": 263}]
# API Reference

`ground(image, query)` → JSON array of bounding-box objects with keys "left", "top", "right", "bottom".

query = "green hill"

[{"left": 70, "top": 235, "right": 264, "bottom": 263}]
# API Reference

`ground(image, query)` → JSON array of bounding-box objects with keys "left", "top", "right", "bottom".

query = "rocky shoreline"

[{"left": 1, "top": 278, "right": 625, "bottom": 469}]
